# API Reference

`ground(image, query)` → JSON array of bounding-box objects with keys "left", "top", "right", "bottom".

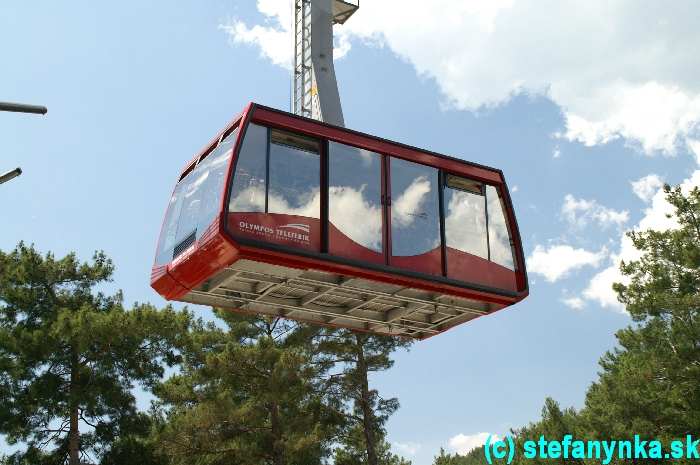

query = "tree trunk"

[
  {"left": 355, "top": 334, "right": 378, "bottom": 465},
  {"left": 68, "top": 351, "right": 80, "bottom": 465},
  {"left": 270, "top": 401, "right": 285, "bottom": 465}
]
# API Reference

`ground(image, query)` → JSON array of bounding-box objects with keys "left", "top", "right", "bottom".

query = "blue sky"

[{"left": 2, "top": 1, "right": 699, "bottom": 464}]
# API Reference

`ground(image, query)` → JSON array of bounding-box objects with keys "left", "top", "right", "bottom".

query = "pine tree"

[
  {"left": 155, "top": 311, "right": 342, "bottom": 465},
  {"left": 98, "top": 411, "right": 168, "bottom": 465},
  {"left": 334, "top": 424, "right": 412, "bottom": 465},
  {"left": 584, "top": 184, "right": 700, "bottom": 445},
  {"left": 322, "top": 330, "right": 412, "bottom": 465},
  {"left": 0, "top": 243, "right": 190, "bottom": 465},
  {"left": 510, "top": 398, "right": 585, "bottom": 465}
]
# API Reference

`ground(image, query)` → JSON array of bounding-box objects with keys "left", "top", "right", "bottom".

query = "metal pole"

[
  {"left": 0, "top": 101, "right": 48, "bottom": 115},
  {"left": 0, "top": 168, "right": 22, "bottom": 185},
  {"left": 292, "top": 0, "right": 358, "bottom": 126},
  {"left": 1, "top": 100, "right": 46, "bottom": 187}
]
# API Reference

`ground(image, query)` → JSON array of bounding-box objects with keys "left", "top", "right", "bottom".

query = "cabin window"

[
  {"left": 486, "top": 185, "right": 516, "bottom": 270},
  {"left": 328, "top": 141, "right": 383, "bottom": 263},
  {"left": 444, "top": 173, "right": 517, "bottom": 285},
  {"left": 228, "top": 125, "right": 321, "bottom": 252},
  {"left": 268, "top": 129, "right": 320, "bottom": 219},
  {"left": 444, "top": 175, "right": 488, "bottom": 260},
  {"left": 389, "top": 158, "right": 441, "bottom": 275},
  {"left": 228, "top": 123, "right": 267, "bottom": 213},
  {"left": 155, "top": 128, "right": 237, "bottom": 265}
]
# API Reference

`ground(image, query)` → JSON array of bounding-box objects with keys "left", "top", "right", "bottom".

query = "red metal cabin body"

[{"left": 151, "top": 103, "right": 528, "bottom": 339}]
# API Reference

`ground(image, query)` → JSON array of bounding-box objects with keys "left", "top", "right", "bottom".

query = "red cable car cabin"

[{"left": 151, "top": 103, "right": 528, "bottom": 339}]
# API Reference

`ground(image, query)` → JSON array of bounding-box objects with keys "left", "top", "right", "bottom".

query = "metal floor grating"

[{"left": 182, "top": 259, "right": 494, "bottom": 339}]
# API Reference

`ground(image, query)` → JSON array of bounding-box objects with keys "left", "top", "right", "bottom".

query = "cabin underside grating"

[{"left": 183, "top": 259, "right": 497, "bottom": 339}]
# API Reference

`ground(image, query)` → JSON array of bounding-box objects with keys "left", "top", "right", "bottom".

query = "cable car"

[{"left": 151, "top": 103, "right": 528, "bottom": 339}]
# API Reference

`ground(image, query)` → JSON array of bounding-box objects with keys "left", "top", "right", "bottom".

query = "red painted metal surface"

[
  {"left": 391, "top": 247, "right": 443, "bottom": 278},
  {"left": 328, "top": 222, "right": 384, "bottom": 265},
  {"left": 446, "top": 247, "right": 517, "bottom": 292},
  {"left": 151, "top": 103, "right": 529, "bottom": 332}
]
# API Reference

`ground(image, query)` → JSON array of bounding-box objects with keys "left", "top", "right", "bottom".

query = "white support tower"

[{"left": 293, "top": 0, "right": 358, "bottom": 127}]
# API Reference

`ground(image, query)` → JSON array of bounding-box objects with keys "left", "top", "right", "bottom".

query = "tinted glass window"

[
  {"left": 156, "top": 182, "right": 187, "bottom": 265},
  {"left": 229, "top": 123, "right": 267, "bottom": 213},
  {"left": 329, "top": 142, "right": 383, "bottom": 259},
  {"left": 444, "top": 177, "right": 488, "bottom": 259},
  {"left": 390, "top": 158, "right": 441, "bottom": 261},
  {"left": 155, "top": 129, "right": 236, "bottom": 265},
  {"left": 486, "top": 185, "right": 515, "bottom": 269},
  {"left": 195, "top": 134, "right": 237, "bottom": 234},
  {"left": 268, "top": 129, "right": 320, "bottom": 219}
]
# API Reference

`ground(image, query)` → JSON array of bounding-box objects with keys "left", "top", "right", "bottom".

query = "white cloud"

[
  {"left": 449, "top": 432, "right": 496, "bottom": 455},
  {"left": 631, "top": 174, "right": 664, "bottom": 203},
  {"left": 444, "top": 189, "right": 488, "bottom": 258},
  {"left": 562, "top": 296, "right": 585, "bottom": 310},
  {"left": 583, "top": 262, "right": 628, "bottom": 311},
  {"left": 392, "top": 176, "right": 432, "bottom": 227},
  {"left": 226, "top": 1, "right": 700, "bottom": 156},
  {"left": 562, "top": 194, "right": 629, "bottom": 230},
  {"left": 219, "top": 0, "right": 351, "bottom": 69},
  {"left": 527, "top": 244, "right": 607, "bottom": 283},
  {"left": 552, "top": 147, "right": 561, "bottom": 159},
  {"left": 393, "top": 442, "right": 421, "bottom": 457},
  {"left": 688, "top": 139, "right": 700, "bottom": 165},
  {"left": 561, "top": 82, "right": 700, "bottom": 154},
  {"left": 329, "top": 185, "right": 382, "bottom": 251},
  {"left": 583, "top": 170, "right": 700, "bottom": 310},
  {"left": 219, "top": 6, "right": 291, "bottom": 69}
]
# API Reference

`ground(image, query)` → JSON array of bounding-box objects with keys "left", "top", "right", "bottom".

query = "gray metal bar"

[
  {"left": 0, "top": 168, "right": 22, "bottom": 185},
  {"left": 0, "top": 102, "right": 47, "bottom": 115}
]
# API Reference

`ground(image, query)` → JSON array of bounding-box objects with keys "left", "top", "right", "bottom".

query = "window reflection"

[
  {"left": 176, "top": 139, "right": 234, "bottom": 246},
  {"left": 196, "top": 135, "right": 237, "bottom": 233},
  {"left": 229, "top": 124, "right": 267, "bottom": 213},
  {"left": 156, "top": 182, "right": 186, "bottom": 264},
  {"left": 268, "top": 129, "right": 320, "bottom": 219},
  {"left": 444, "top": 181, "right": 488, "bottom": 259},
  {"left": 486, "top": 185, "right": 515, "bottom": 270},
  {"left": 228, "top": 126, "right": 322, "bottom": 217},
  {"left": 155, "top": 129, "right": 236, "bottom": 265},
  {"left": 390, "top": 158, "right": 440, "bottom": 259},
  {"left": 329, "top": 142, "right": 383, "bottom": 255}
]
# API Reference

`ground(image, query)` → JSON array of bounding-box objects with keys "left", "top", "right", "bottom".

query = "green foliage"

[
  {"left": 0, "top": 243, "right": 190, "bottom": 464},
  {"left": 155, "top": 310, "right": 342, "bottom": 465},
  {"left": 333, "top": 424, "right": 412, "bottom": 465},
  {"left": 1, "top": 446, "right": 63, "bottom": 465},
  {"left": 98, "top": 412, "right": 168, "bottom": 465},
  {"left": 0, "top": 243, "right": 415, "bottom": 465},
  {"left": 584, "top": 185, "right": 700, "bottom": 445},
  {"left": 509, "top": 399, "right": 585, "bottom": 465}
]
